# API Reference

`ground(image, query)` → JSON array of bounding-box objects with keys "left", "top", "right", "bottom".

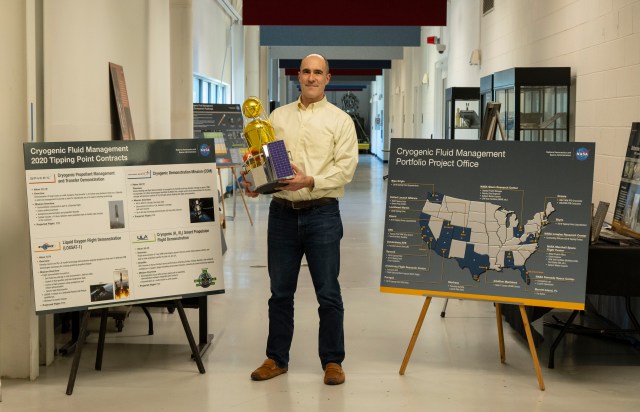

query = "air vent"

[{"left": 483, "top": 0, "right": 495, "bottom": 15}]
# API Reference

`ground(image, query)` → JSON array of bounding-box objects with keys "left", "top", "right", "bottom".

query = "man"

[{"left": 245, "top": 54, "right": 358, "bottom": 385}]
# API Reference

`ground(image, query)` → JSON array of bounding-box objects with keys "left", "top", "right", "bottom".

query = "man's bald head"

[{"left": 301, "top": 54, "right": 330, "bottom": 74}]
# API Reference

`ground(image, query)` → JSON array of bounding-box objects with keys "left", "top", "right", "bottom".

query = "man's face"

[{"left": 298, "top": 55, "right": 331, "bottom": 105}]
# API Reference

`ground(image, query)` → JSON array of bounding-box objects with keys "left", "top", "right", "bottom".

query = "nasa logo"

[
  {"left": 199, "top": 144, "right": 211, "bottom": 157},
  {"left": 575, "top": 147, "right": 590, "bottom": 161}
]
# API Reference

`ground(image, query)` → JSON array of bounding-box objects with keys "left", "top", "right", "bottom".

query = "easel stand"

[
  {"left": 217, "top": 165, "right": 253, "bottom": 228},
  {"left": 66, "top": 300, "right": 205, "bottom": 395},
  {"left": 399, "top": 297, "right": 545, "bottom": 391}
]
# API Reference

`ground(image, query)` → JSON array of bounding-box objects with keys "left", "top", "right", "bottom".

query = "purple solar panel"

[{"left": 266, "top": 140, "right": 293, "bottom": 179}]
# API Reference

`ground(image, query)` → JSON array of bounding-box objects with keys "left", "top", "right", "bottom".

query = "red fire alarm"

[{"left": 427, "top": 36, "right": 440, "bottom": 44}]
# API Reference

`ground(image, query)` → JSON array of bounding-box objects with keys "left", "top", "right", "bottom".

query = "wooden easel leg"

[
  {"left": 495, "top": 303, "right": 506, "bottom": 363},
  {"left": 233, "top": 168, "right": 253, "bottom": 226},
  {"left": 217, "top": 168, "right": 227, "bottom": 229},
  {"left": 518, "top": 305, "right": 545, "bottom": 391},
  {"left": 66, "top": 310, "right": 90, "bottom": 395},
  {"left": 175, "top": 300, "right": 206, "bottom": 374},
  {"left": 399, "top": 296, "right": 432, "bottom": 375}
]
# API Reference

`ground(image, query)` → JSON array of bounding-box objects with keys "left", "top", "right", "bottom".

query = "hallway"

[{"left": 2, "top": 154, "right": 639, "bottom": 411}]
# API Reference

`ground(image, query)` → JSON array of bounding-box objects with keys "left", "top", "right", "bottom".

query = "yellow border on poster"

[{"left": 380, "top": 286, "right": 584, "bottom": 310}]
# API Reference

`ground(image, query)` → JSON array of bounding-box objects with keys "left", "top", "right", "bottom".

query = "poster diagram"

[
  {"left": 380, "top": 139, "right": 595, "bottom": 310},
  {"left": 24, "top": 140, "right": 224, "bottom": 314}
]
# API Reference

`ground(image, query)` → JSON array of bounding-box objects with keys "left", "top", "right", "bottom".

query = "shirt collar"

[{"left": 297, "top": 95, "right": 327, "bottom": 111}]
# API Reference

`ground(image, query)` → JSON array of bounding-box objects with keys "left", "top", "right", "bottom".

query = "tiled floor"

[{"left": 2, "top": 155, "right": 640, "bottom": 411}]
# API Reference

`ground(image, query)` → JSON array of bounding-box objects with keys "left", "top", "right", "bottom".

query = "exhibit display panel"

[
  {"left": 445, "top": 87, "right": 481, "bottom": 140},
  {"left": 193, "top": 103, "right": 247, "bottom": 166},
  {"left": 380, "top": 139, "right": 594, "bottom": 310},
  {"left": 24, "top": 140, "right": 224, "bottom": 314},
  {"left": 613, "top": 123, "right": 640, "bottom": 239},
  {"left": 492, "top": 67, "right": 570, "bottom": 142}
]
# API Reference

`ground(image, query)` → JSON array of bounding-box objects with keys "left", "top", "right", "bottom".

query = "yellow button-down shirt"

[{"left": 269, "top": 96, "right": 359, "bottom": 202}]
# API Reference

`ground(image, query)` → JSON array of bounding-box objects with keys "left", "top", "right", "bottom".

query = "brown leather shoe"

[
  {"left": 251, "top": 358, "right": 288, "bottom": 381},
  {"left": 323, "top": 363, "right": 345, "bottom": 385}
]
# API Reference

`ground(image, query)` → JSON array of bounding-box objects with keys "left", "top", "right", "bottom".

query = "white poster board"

[{"left": 24, "top": 140, "right": 224, "bottom": 314}]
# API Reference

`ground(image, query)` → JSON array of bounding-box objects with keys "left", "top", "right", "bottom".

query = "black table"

[
  {"left": 545, "top": 242, "right": 640, "bottom": 367},
  {"left": 501, "top": 243, "right": 640, "bottom": 366}
]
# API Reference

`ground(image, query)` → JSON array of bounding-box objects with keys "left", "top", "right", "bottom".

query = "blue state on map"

[{"left": 418, "top": 192, "right": 555, "bottom": 284}]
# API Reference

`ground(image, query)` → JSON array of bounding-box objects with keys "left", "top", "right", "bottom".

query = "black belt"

[{"left": 272, "top": 197, "right": 337, "bottom": 210}]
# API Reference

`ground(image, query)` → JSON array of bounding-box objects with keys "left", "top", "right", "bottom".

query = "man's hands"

[
  {"left": 277, "top": 163, "right": 314, "bottom": 192},
  {"left": 241, "top": 163, "right": 313, "bottom": 197}
]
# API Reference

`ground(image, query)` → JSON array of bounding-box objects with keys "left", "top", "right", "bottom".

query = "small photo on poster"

[
  {"left": 623, "top": 186, "right": 640, "bottom": 233},
  {"left": 89, "top": 283, "right": 114, "bottom": 302},
  {"left": 623, "top": 161, "right": 635, "bottom": 179},
  {"left": 114, "top": 269, "right": 130, "bottom": 300},
  {"left": 189, "top": 197, "right": 215, "bottom": 223},
  {"left": 633, "top": 163, "right": 640, "bottom": 181},
  {"left": 108, "top": 200, "right": 125, "bottom": 229}
]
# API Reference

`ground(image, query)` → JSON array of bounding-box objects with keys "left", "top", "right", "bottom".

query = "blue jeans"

[{"left": 266, "top": 199, "right": 344, "bottom": 369}]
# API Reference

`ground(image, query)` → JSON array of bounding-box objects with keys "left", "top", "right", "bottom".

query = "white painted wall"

[
  {"left": 481, "top": 0, "right": 640, "bottom": 224},
  {"left": 43, "top": 0, "right": 168, "bottom": 141},
  {"left": 148, "top": 1, "right": 173, "bottom": 140},
  {"left": 389, "top": 59, "right": 405, "bottom": 140},
  {"left": 405, "top": 46, "right": 419, "bottom": 138},
  {"left": 171, "top": 0, "right": 194, "bottom": 139},
  {"left": 446, "top": 0, "right": 481, "bottom": 87},
  {"left": 231, "top": 22, "right": 245, "bottom": 104},
  {"left": 244, "top": 25, "right": 261, "bottom": 98},
  {"left": 0, "top": 0, "right": 39, "bottom": 381},
  {"left": 421, "top": 26, "right": 445, "bottom": 140}
]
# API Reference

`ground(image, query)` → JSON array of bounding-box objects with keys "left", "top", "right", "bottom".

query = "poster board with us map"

[{"left": 380, "top": 139, "right": 595, "bottom": 310}]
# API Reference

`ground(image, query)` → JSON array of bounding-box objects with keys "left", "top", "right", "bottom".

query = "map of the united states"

[{"left": 419, "top": 192, "right": 554, "bottom": 285}]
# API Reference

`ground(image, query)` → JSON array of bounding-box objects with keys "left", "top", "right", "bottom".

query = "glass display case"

[
  {"left": 492, "top": 67, "right": 570, "bottom": 141},
  {"left": 479, "top": 74, "right": 493, "bottom": 128},
  {"left": 445, "top": 87, "right": 480, "bottom": 140}
]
